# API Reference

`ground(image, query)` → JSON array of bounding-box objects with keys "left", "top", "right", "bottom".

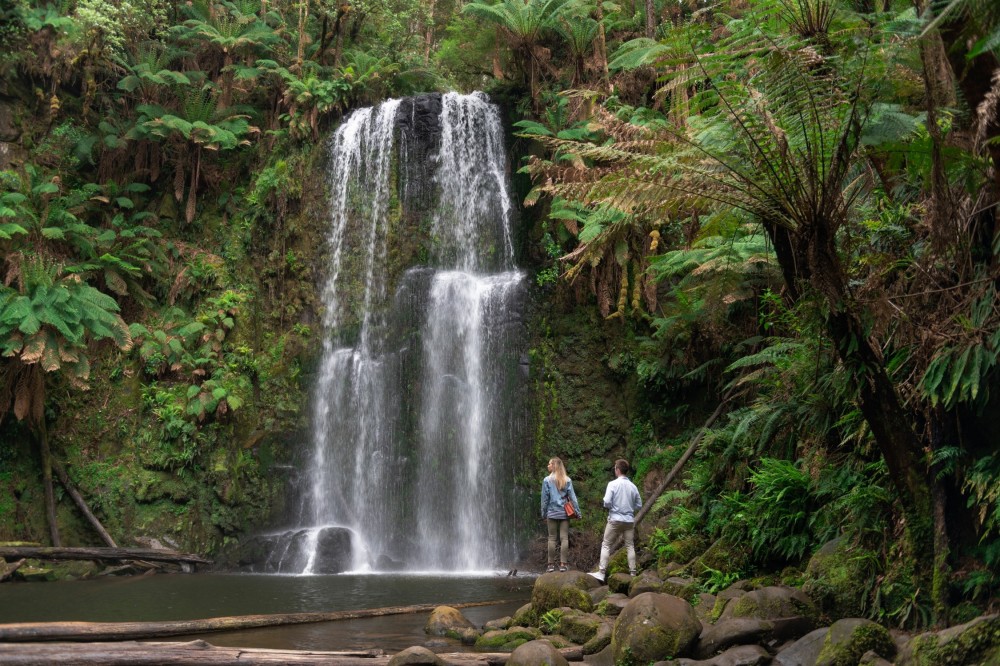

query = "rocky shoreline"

[{"left": 416, "top": 569, "right": 999, "bottom": 666}]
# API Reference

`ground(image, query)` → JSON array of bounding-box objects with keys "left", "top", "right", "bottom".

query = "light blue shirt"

[
  {"left": 603, "top": 475, "right": 641, "bottom": 523},
  {"left": 541, "top": 476, "right": 581, "bottom": 520}
]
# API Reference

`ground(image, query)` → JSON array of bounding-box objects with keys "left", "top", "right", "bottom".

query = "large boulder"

[
  {"left": 612, "top": 592, "right": 702, "bottom": 664},
  {"left": 387, "top": 646, "right": 446, "bottom": 666},
  {"left": 629, "top": 571, "right": 665, "bottom": 597},
  {"left": 312, "top": 527, "right": 353, "bottom": 573},
  {"left": 696, "top": 617, "right": 794, "bottom": 658},
  {"left": 775, "top": 627, "right": 829, "bottom": 665},
  {"left": 802, "top": 538, "right": 879, "bottom": 620},
  {"left": 814, "top": 618, "right": 895, "bottom": 666},
  {"left": 896, "top": 613, "right": 1000, "bottom": 665},
  {"left": 424, "top": 606, "right": 479, "bottom": 643},
  {"left": 719, "top": 585, "right": 818, "bottom": 626},
  {"left": 507, "top": 639, "right": 571, "bottom": 666},
  {"left": 531, "top": 571, "right": 602, "bottom": 614}
]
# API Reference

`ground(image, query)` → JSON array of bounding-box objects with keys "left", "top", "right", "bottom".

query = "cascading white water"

[{"left": 277, "top": 92, "right": 526, "bottom": 574}]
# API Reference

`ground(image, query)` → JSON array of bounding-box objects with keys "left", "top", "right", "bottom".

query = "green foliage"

[
  {"left": 699, "top": 565, "right": 742, "bottom": 594},
  {"left": 720, "top": 458, "right": 814, "bottom": 563},
  {"left": 919, "top": 286, "right": 1000, "bottom": 409},
  {"left": 538, "top": 608, "right": 564, "bottom": 633}
]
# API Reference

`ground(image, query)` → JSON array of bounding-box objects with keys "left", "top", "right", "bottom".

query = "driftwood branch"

[
  {"left": 51, "top": 460, "right": 117, "bottom": 548},
  {"left": 0, "top": 559, "right": 25, "bottom": 582},
  {"left": 633, "top": 384, "right": 737, "bottom": 528},
  {"left": 0, "top": 547, "right": 210, "bottom": 566},
  {"left": 0, "top": 601, "right": 507, "bottom": 642},
  {"left": 604, "top": 386, "right": 737, "bottom": 557},
  {"left": 0, "top": 641, "right": 584, "bottom": 665}
]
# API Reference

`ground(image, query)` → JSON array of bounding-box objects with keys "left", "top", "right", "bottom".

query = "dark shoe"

[
  {"left": 629, "top": 570, "right": 638, "bottom": 576},
  {"left": 559, "top": 564, "right": 568, "bottom": 572},
  {"left": 546, "top": 565, "right": 556, "bottom": 573}
]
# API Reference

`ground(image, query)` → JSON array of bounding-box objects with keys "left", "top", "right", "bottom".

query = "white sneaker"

[{"left": 588, "top": 571, "right": 605, "bottom": 583}]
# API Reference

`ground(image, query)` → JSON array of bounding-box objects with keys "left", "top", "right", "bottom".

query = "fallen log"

[
  {"left": 0, "top": 600, "right": 508, "bottom": 642},
  {"left": 0, "top": 546, "right": 210, "bottom": 566},
  {"left": 0, "top": 640, "right": 583, "bottom": 665}
]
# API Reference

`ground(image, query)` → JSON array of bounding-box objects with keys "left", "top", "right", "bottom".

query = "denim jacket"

[{"left": 541, "top": 475, "right": 581, "bottom": 519}]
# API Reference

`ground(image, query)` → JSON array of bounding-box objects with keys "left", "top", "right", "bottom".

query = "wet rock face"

[
  {"left": 313, "top": 526, "right": 353, "bottom": 573},
  {"left": 236, "top": 526, "right": 353, "bottom": 573},
  {"left": 396, "top": 94, "right": 443, "bottom": 216}
]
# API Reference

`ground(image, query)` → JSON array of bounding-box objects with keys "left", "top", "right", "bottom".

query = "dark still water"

[{"left": 0, "top": 573, "right": 532, "bottom": 651}]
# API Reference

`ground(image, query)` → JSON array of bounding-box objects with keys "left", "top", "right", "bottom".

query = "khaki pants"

[
  {"left": 546, "top": 518, "right": 569, "bottom": 565},
  {"left": 598, "top": 520, "right": 635, "bottom": 573}
]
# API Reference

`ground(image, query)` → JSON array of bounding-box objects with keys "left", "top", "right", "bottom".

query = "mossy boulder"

[
  {"left": 612, "top": 592, "right": 701, "bottom": 664},
  {"left": 608, "top": 572, "right": 632, "bottom": 594},
  {"left": 47, "top": 560, "right": 101, "bottom": 581},
  {"left": 507, "top": 639, "right": 570, "bottom": 666},
  {"left": 582, "top": 620, "right": 614, "bottom": 655},
  {"left": 661, "top": 576, "right": 698, "bottom": 602},
  {"left": 803, "top": 538, "right": 879, "bottom": 620},
  {"left": 475, "top": 626, "right": 543, "bottom": 650},
  {"left": 424, "top": 606, "right": 479, "bottom": 643},
  {"left": 720, "top": 585, "right": 817, "bottom": 626},
  {"left": 531, "top": 571, "right": 601, "bottom": 614},
  {"left": 556, "top": 608, "right": 604, "bottom": 644},
  {"left": 896, "top": 613, "right": 1000, "bottom": 666},
  {"left": 513, "top": 602, "right": 537, "bottom": 627},
  {"left": 815, "top": 618, "right": 895, "bottom": 666},
  {"left": 14, "top": 564, "right": 55, "bottom": 582},
  {"left": 629, "top": 571, "right": 664, "bottom": 597},
  {"left": 483, "top": 616, "right": 513, "bottom": 631}
]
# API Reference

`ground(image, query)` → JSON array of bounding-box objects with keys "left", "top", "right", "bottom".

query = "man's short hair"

[{"left": 614, "top": 459, "right": 630, "bottom": 475}]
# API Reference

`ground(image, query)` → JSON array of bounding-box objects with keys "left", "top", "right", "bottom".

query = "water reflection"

[{"left": 0, "top": 573, "right": 532, "bottom": 651}]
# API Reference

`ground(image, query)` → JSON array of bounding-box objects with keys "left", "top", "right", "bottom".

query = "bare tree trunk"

[
  {"left": 296, "top": 0, "right": 311, "bottom": 73},
  {"left": 51, "top": 460, "right": 117, "bottom": 548},
  {"left": 916, "top": 5, "right": 956, "bottom": 247},
  {"left": 423, "top": 0, "right": 437, "bottom": 65},
  {"left": 645, "top": 0, "right": 657, "bottom": 38},
  {"left": 38, "top": 422, "right": 60, "bottom": 547},
  {"left": 804, "top": 220, "right": 936, "bottom": 591},
  {"left": 492, "top": 32, "right": 504, "bottom": 79},
  {"left": 594, "top": 4, "right": 611, "bottom": 94}
]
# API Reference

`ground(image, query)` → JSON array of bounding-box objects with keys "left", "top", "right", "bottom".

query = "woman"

[{"left": 540, "top": 457, "right": 581, "bottom": 572}]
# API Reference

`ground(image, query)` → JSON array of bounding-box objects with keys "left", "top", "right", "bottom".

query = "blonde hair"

[{"left": 549, "top": 457, "right": 568, "bottom": 491}]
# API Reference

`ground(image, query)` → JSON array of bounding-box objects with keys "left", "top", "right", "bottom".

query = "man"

[{"left": 589, "top": 459, "right": 642, "bottom": 582}]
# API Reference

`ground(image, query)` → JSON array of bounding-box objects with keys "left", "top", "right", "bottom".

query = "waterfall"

[{"left": 267, "top": 92, "right": 526, "bottom": 574}]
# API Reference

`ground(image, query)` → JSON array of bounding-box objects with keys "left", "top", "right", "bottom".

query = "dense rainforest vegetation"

[{"left": 0, "top": 0, "right": 998, "bottom": 635}]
